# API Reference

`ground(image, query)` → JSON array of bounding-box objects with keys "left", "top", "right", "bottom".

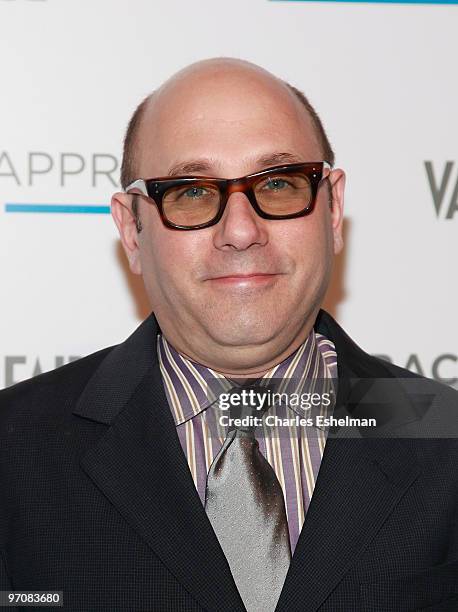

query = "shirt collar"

[{"left": 157, "top": 326, "right": 337, "bottom": 427}]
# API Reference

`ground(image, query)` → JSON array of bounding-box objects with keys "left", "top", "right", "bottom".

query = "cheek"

[
  {"left": 141, "top": 226, "right": 206, "bottom": 292},
  {"left": 280, "top": 214, "right": 331, "bottom": 273}
]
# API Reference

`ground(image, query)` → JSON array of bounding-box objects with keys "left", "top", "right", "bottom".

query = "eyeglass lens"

[{"left": 162, "top": 171, "right": 313, "bottom": 227}]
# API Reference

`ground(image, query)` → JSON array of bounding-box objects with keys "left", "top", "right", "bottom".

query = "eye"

[
  {"left": 262, "top": 177, "right": 291, "bottom": 191},
  {"left": 182, "top": 186, "right": 209, "bottom": 199},
  {"left": 164, "top": 183, "right": 219, "bottom": 207}
]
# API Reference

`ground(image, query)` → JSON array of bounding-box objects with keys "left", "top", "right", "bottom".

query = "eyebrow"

[{"left": 167, "top": 152, "right": 304, "bottom": 178}]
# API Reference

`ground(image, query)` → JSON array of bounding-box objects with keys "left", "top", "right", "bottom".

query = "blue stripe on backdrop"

[
  {"left": 271, "top": 0, "right": 458, "bottom": 4},
  {"left": 5, "top": 204, "right": 110, "bottom": 214}
]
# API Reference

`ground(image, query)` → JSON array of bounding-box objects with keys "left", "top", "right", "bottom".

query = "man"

[{"left": 1, "top": 57, "right": 457, "bottom": 611}]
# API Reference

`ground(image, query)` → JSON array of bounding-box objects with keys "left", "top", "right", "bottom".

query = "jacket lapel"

[
  {"left": 275, "top": 310, "right": 422, "bottom": 611},
  {"left": 275, "top": 439, "right": 421, "bottom": 611},
  {"left": 73, "top": 314, "right": 245, "bottom": 612}
]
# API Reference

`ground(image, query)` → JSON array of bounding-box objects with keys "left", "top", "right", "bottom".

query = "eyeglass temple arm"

[
  {"left": 125, "top": 179, "right": 148, "bottom": 195},
  {"left": 322, "top": 161, "right": 332, "bottom": 177}
]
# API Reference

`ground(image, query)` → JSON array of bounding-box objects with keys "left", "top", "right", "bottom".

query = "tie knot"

[{"left": 225, "top": 380, "right": 276, "bottom": 436}]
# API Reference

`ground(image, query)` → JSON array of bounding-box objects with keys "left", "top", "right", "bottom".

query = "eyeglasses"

[{"left": 125, "top": 161, "right": 332, "bottom": 230}]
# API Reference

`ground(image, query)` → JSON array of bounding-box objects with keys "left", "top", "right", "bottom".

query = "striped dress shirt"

[{"left": 157, "top": 326, "right": 338, "bottom": 554}]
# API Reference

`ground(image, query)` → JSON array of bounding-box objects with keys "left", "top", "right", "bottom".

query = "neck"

[{"left": 158, "top": 319, "right": 317, "bottom": 378}]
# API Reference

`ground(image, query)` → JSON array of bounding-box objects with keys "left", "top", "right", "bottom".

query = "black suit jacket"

[{"left": 1, "top": 309, "right": 457, "bottom": 611}]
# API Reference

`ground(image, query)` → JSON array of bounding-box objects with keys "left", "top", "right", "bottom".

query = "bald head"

[{"left": 120, "top": 57, "right": 334, "bottom": 190}]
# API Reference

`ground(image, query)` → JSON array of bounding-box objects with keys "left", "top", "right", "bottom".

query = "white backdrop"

[{"left": 1, "top": 0, "right": 457, "bottom": 389}]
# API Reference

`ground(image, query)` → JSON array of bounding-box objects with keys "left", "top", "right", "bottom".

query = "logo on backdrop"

[
  {"left": 425, "top": 161, "right": 458, "bottom": 220},
  {"left": 373, "top": 353, "right": 457, "bottom": 388},
  {"left": 2, "top": 355, "right": 81, "bottom": 389},
  {"left": 0, "top": 150, "right": 119, "bottom": 214}
]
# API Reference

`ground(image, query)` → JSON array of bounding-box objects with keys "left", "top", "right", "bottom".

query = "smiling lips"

[{"left": 207, "top": 273, "right": 279, "bottom": 286}]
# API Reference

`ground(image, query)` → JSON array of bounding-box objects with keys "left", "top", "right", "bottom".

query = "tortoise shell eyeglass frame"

[{"left": 124, "top": 161, "right": 333, "bottom": 231}]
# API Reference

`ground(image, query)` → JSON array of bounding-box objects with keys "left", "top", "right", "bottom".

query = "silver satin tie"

[{"left": 204, "top": 382, "right": 291, "bottom": 612}]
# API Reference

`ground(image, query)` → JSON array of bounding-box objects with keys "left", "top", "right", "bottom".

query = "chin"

[{"left": 208, "top": 318, "right": 280, "bottom": 348}]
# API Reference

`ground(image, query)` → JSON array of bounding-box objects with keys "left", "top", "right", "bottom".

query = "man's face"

[{"left": 112, "top": 61, "right": 345, "bottom": 373}]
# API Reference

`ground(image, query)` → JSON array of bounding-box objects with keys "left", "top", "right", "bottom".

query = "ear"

[
  {"left": 111, "top": 192, "right": 143, "bottom": 275},
  {"left": 328, "top": 168, "right": 346, "bottom": 255}
]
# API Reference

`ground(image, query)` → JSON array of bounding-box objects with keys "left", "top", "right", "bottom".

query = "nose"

[{"left": 212, "top": 191, "right": 269, "bottom": 251}]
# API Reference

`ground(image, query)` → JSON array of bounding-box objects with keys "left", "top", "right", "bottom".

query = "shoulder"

[
  {"left": 0, "top": 344, "right": 118, "bottom": 426},
  {"left": 373, "top": 355, "right": 458, "bottom": 408}
]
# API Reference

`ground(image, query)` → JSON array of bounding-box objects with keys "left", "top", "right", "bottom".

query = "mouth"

[{"left": 206, "top": 273, "right": 280, "bottom": 286}]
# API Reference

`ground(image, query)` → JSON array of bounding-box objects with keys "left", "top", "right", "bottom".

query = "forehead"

[{"left": 136, "top": 67, "right": 322, "bottom": 177}]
